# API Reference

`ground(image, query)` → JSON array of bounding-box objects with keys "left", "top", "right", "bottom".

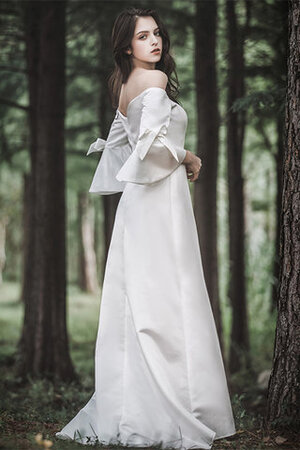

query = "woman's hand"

[{"left": 182, "top": 150, "right": 202, "bottom": 182}]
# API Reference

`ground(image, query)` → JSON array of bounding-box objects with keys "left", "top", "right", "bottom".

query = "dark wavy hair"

[{"left": 108, "top": 7, "right": 180, "bottom": 109}]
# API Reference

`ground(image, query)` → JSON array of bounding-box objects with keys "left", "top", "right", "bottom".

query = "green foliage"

[
  {"left": 231, "top": 88, "right": 286, "bottom": 115},
  {"left": 232, "top": 393, "right": 258, "bottom": 431}
]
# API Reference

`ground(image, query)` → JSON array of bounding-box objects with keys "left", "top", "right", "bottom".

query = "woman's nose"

[{"left": 151, "top": 34, "right": 158, "bottom": 44}]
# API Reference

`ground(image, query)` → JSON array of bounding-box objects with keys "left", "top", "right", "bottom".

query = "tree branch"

[
  {"left": 0, "top": 98, "right": 29, "bottom": 111},
  {"left": 0, "top": 65, "right": 27, "bottom": 74}
]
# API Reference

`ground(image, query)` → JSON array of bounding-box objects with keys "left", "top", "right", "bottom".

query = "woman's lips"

[{"left": 151, "top": 49, "right": 160, "bottom": 53}]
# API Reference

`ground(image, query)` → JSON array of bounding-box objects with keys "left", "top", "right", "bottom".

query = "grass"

[{"left": 0, "top": 281, "right": 298, "bottom": 449}]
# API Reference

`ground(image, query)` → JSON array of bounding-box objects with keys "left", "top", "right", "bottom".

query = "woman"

[{"left": 56, "top": 7, "right": 236, "bottom": 449}]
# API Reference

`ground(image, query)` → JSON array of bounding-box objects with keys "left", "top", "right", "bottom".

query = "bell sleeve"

[
  {"left": 115, "top": 88, "right": 187, "bottom": 185},
  {"left": 86, "top": 112, "right": 132, "bottom": 195}
]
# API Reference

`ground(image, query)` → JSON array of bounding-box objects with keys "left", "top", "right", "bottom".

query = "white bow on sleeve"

[
  {"left": 86, "top": 137, "right": 106, "bottom": 155},
  {"left": 85, "top": 112, "right": 132, "bottom": 195}
]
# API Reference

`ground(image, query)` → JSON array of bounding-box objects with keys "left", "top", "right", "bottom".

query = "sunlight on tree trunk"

[{"left": 78, "top": 192, "right": 99, "bottom": 293}]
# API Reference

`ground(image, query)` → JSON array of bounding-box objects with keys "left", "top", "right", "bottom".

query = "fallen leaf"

[
  {"left": 275, "top": 435, "right": 287, "bottom": 444},
  {"left": 35, "top": 433, "right": 43, "bottom": 445}
]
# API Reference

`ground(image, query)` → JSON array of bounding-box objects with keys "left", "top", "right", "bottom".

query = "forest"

[{"left": 0, "top": 0, "right": 299, "bottom": 449}]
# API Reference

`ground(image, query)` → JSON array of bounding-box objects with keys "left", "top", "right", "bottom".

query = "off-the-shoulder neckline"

[{"left": 117, "top": 86, "right": 167, "bottom": 119}]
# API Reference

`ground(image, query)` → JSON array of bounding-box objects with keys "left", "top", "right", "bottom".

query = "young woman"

[{"left": 56, "top": 7, "right": 236, "bottom": 449}]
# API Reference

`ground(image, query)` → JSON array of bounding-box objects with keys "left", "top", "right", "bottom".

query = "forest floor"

[{"left": 0, "top": 282, "right": 298, "bottom": 450}]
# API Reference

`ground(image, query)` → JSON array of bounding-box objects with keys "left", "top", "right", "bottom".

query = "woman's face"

[{"left": 128, "top": 16, "right": 163, "bottom": 70}]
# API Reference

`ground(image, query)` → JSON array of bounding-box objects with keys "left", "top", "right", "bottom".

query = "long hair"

[{"left": 108, "top": 7, "right": 180, "bottom": 109}]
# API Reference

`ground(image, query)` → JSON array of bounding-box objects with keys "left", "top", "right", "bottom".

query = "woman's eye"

[{"left": 139, "top": 31, "right": 160, "bottom": 40}]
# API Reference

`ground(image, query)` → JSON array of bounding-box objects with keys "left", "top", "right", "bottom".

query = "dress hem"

[{"left": 55, "top": 427, "right": 237, "bottom": 449}]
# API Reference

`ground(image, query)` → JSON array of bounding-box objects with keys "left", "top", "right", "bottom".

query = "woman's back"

[{"left": 118, "top": 68, "right": 168, "bottom": 117}]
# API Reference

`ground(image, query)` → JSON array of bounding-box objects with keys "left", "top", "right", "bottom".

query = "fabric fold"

[
  {"left": 136, "top": 127, "right": 182, "bottom": 163},
  {"left": 116, "top": 87, "right": 186, "bottom": 185},
  {"left": 86, "top": 137, "right": 106, "bottom": 155},
  {"left": 85, "top": 87, "right": 187, "bottom": 193},
  {"left": 56, "top": 85, "right": 237, "bottom": 449},
  {"left": 86, "top": 113, "right": 132, "bottom": 195}
]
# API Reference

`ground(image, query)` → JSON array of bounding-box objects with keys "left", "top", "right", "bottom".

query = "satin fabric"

[{"left": 56, "top": 87, "right": 236, "bottom": 449}]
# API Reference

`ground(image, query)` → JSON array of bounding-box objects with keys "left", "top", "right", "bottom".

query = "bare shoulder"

[
  {"left": 138, "top": 69, "right": 168, "bottom": 89},
  {"left": 128, "top": 69, "right": 168, "bottom": 93},
  {"left": 119, "top": 69, "right": 168, "bottom": 114}
]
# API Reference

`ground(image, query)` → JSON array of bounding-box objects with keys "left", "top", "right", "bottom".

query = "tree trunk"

[
  {"left": 270, "top": 117, "right": 284, "bottom": 312},
  {"left": 20, "top": 173, "right": 31, "bottom": 301},
  {"left": 97, "top": 25, "right": 121, "bottom": 281},
  {"left": 266, "top": 0, "right": 300, "bottom": 429},
  {"left": 225, "top": 0, "right": 250, "bottom": 374},
  {"left": 193, "top": 0, "right": 223, "bottom": 352},
  {"left": 270, "top": 0, "right": 289, "bottom": 313},
  {"left": 0, "top": 217, "right": 7, "bottom": 284},
  {"left": 18, "top": 0, "right": 76, "bottom": 381},
  {"left": 78, "top": 191, "right": 98, "bottom": 293},
  {"left": 19, "top": 0, "right": 39, "bottom": 308}
]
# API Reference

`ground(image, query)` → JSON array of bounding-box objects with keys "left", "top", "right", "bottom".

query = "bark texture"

[
  {"left": 266, "top": 0, "right": 300, "bottom": 428},
  {"left": 271, "top": 1, "right": 289, "bottom": 312}
]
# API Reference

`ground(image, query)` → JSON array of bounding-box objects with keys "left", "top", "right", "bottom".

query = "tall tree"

[
  {"left": 96, "top": 11, "right": 121, "bottom": 279},
  {"left": 17, "top": 0, "right": 76, "bottom": 381},
  {"left": 266, "top": 0, "right": 300, "bottom": 429},
  {"left": 19, "top": 0, "right": 39, "bottom": 310},
  {"left": 78, "top": 191, "right": 98, "bottom": 293},
  {"left": 193, "top": 0, "right": 223, "bottom": 350},
  {"left": 0, "top": 216, "right": 7, "bottom": 284},
  {"left": 269, "top": 1, "right": 289, "bottom": 312},
  {"left": 225, "top": 0, "right": 250, "bottom": 373},
  {"left": 227, "top": 0, "right": 288, "bottom": 313},
  {"left": 20, "top": 173, "right": 31, "bottom": 300}
]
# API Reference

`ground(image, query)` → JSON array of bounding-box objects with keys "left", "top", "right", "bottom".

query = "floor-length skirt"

[{"left": 56, "top": 164, "right": 236, "bottom": 449}]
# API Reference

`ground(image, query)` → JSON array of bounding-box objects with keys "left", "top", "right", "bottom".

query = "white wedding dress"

[{"left": 56, "top": 87, "right": 236, "bottom": 449}]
